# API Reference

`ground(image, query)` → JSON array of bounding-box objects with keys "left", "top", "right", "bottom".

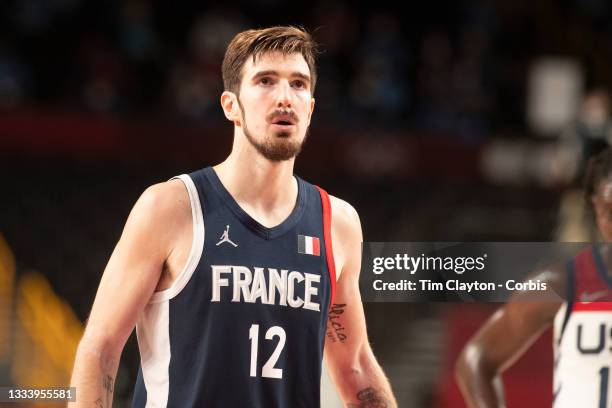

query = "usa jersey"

[
  {"left": 131, "top": 167, "right": 336, "bottom": 408},
  {"left": 553, "top": 246, "right": 612, "bottom": 408}
]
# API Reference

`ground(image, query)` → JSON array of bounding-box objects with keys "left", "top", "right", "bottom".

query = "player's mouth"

[{"left": 269, "top": 114, "right": 297, "bottom": 132}]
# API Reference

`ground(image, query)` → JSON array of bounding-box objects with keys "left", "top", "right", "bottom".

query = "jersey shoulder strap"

[{"left": 315, "top": 185, "right": 337, "bottom": 307}]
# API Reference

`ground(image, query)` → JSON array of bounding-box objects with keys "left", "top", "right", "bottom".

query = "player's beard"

[{"left": 237, "top": 98, "right": 308, "bottom": 162}]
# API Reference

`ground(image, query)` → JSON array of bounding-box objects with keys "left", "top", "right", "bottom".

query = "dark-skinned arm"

[{"left": 455, "top": 267, "right": 567, "bottom": 408}]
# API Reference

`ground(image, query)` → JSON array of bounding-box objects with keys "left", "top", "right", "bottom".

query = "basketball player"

[
  {"left": 455, "top": 148, "right": 612, "bottom": 407},
  {"left": 69, "top": 26, "right": 396, "bottom": 408}
]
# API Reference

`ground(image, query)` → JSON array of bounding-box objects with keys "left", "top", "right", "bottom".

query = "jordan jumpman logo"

[{"left": 216, "top": 225, "right": 238, "bottom": 247}]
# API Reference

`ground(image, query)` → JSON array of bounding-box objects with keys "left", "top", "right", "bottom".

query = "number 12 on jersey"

[
  {"left": 249, "top": 324, "right": 286, "bottom": 379},
  {"left": 599, "top": 366, "right": 609, "bottom": 408}
]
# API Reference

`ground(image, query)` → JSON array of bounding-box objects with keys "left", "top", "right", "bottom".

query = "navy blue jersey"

[{"left": 131, "top": 167, "right": 336, "bottom": 408}]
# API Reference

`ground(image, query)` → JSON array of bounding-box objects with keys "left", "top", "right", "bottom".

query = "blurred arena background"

[{"left": 1, "top": 0, "right": 612, "bottom": 406}]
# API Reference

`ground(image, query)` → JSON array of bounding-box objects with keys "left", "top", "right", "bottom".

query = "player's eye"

[
  {"left": 259, "top": 77, "right": 273, "bottom": 85},
  {"left": 291, "top": 80, "right": 306, "bottom": 89}
]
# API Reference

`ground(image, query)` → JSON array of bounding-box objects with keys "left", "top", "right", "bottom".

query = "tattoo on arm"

[
  {"left": 347, "top": 387, "right": 390, "bottom": 408},
  {"left": 103, "top": 375, "right": 114, "bottom": 392},
  {"left": 326, "top": 303, "right": 348, "bottom": 343},
  {"left": 102, "top": 375, "right": 114, "bottom": 407},
  {"left": 95, "top": 398, "right": 104, "bottom": 408}
]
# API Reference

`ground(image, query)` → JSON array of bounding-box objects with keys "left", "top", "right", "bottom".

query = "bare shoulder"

[
  {"left": 328, "top": 195, "right": 362, "bottom": 240},
  {"left": 510, "top": 262, "right": 568, "bottom": 302},
  {"left": 537, "top": 262, "right": 568, "bottom": 293},
  {"left": 502, "top": 262, "right": 567, "bottom": 327},
  {"left": 139, "top": 178, "right": 189, "bottom": 213},
  {"left": 132, "top": 179, "right": 191, "bottom": 225},
  {"left": 121, "top": 178, "right": 192, "bottom": 255},
  {"left": 328, "top": 195, "right": 362, "bottom": 280}
]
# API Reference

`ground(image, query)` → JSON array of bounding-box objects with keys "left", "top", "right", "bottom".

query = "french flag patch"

[{"left": 298, "top": 235, "right": 320, "bottom": 256}]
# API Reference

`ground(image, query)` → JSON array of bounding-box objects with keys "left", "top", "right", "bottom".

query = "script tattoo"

[
  {"left": 103, "top": 375, "right": 114, "bottom": 391},
  {"left": 102, "top": 374, "right": 114, "bottom": 407},
  {"left": 326, "top": 303, "right": 348, "bottom": 343},
  {"left": 347, "top": 387, "right": 390, "bottom": 408},
  {"left": 95, "top": 398, "right": 104, "bottom": 408}
]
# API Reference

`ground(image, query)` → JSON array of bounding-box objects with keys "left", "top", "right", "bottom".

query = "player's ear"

[
  {"left": 221, "top": 91, "right": 241, "bottom": 125},
  {"left": 308, "top": 97, "right": 315, "bottom": 122}
]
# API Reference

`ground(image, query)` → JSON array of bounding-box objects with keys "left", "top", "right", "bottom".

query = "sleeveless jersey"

[
  {"left": 553, "top": 246, "right": 612, "bottom": 408},
  {"left": 131, "top": 167, "right": 336, "bottom": 408}
]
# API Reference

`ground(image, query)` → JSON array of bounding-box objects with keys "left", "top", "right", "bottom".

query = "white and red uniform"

[{"left": 553, "top": 246, "right": 612, "bottom": 408}]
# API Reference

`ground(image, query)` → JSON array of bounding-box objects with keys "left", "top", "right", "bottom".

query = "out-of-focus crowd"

[{"left": 1, "top": 0, "right": 611, "bottom": 139}]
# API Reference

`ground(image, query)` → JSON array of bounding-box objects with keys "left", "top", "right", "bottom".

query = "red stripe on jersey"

[
  {"left": 313, "top": 237, "right": 320, "bottom": 256},
  {"left": 573, "top": 302, "right": 612, "bottom": 312},
  {"left": 316, "top": 186, "right": 336, "bottom": 308}
]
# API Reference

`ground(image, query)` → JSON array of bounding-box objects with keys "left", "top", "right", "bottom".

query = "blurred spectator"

[
  {"left": 118, "top": 0, "right": 157, "bottom": 62},
  {"left": 166, "top": 10, "right": 246, "bottom": 120},
  {"left": 415, "top": 22, "right": 494, "bottom": 141},
  {"left": 76, "top": 36, "right": 126, "bottom": 113},
  {"left": 414, "top": 28, "right": 454, "bottom": 133},
  {"left": 308, "top": 1, "right": 359, "bottom": 121},
  {"left": 349, "top": 11, "right": 409, "bottom": 125},
  {"left": 554, "top": 88, "right": 612, "bottom": 184},
  {"left": 553, "top": 89, "right": 612, "bottom": 241},
  {"left": 118, "top": 0, "right": 165, "bottom": 111},
  {"left": 2, "top": 0, "right": 612, "bottom": 135},
  {"left": 450, "top": 26, "right": 493, "bottom": 140}
]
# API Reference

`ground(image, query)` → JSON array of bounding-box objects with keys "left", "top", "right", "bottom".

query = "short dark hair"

[
  {"left": 222, "top": 26, "right": 318, "bottom": 96},
  {"left": 584, "top": 147, "right": 612, "bottom": 203}
]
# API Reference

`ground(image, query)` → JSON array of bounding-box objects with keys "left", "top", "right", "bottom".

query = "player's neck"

[{"left": 214, "top": 147, "right": 297, "bottom": 217}]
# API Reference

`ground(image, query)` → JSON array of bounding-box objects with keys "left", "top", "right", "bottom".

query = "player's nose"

[{"left": 275, "top": 80, "right": 292, "bottom": 109}]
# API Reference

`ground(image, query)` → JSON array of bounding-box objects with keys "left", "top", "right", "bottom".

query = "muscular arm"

[
  {"left": 69, "top": 180, "right": 190, "bottom": 407},
  {"left": 324, "top": 197, "right": 397, "bottom": 408},
  {"left": 455, "top": 267, "right": 567, "bottom": 408}
]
